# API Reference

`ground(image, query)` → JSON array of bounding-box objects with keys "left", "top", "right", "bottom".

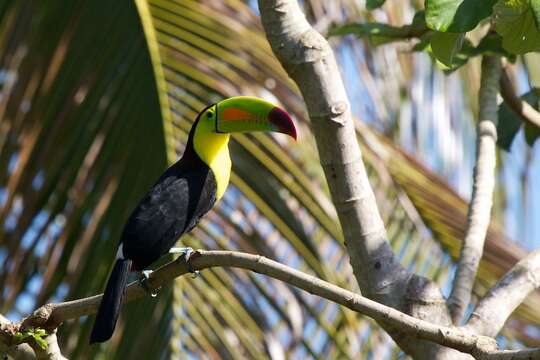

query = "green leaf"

[
  {"left": 29, "top": 329, "right": 49, "bottom": 350},
  {"left": 13, "top": 328, "right": 49, "bottom": 350},
  {"left": 425, "top": 0, "right": 497, "bottom": 32},
  {"left": 367, "top": 0, "right": 386, "bottom": 10},
  {"left": 426, "top": 38, "right": 477, "bottom": 72},
  {"left": 497, "top": 100, "right": 524, "bottom": 150},
  {"left": 494, "top": 0, "right": 540, "bottom": 54},
  {"left": 524, "top": 121, "right": 540, "bottom": 146},
  {"left": 430, "top": 31, "right": 465, "bottom": 66},
  {"left": 497, "top": 89, "right": 540, "bottom": 150},
  {"left": 525, "top": 88, "right": 540, "bottom": 146},
  {"left": 530, "top": 0, "right": 540, "bottom": 30},
  {"left": 417, "top": 32, "right": 515, "bottom": 72}
]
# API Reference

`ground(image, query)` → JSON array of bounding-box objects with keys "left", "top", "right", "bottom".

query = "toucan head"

[
  {"left": 189, "top": 96, "right": 296, "bottom": 200},
  {"left": 195, "top": 96, "right": 297, "bottom": 140}
]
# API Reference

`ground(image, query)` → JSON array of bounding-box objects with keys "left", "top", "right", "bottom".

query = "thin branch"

[
  {"left": 465, "top": 248, "right": 540, "bottom": 337},
  {"left": 327, "top": 21, "right": 429, "bottom": 40},
  {"left": 499, "top": 66, "right": 540, "bottom": 128},
  {"left": 448, "top": 55, "right": 501, "bottom": 324},
  {"left": 1, "top": 250, "right": 538, "bottom": 359}
]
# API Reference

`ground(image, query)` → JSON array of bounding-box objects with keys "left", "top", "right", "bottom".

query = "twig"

[
  {"left": 466, "top": 248, "right": 540, "bottom": 338},
  {"left": 0, "top": 314, "right": 66, "bottom": 360},
  {"left": 499, "top": 66, "right": 540, "bottom": 128},
  {"left": 448, "top": 55, "right": 501, "bottom": 324}
]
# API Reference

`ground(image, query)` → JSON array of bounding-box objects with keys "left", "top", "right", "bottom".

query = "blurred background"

[{"left": 0, "top": 0, "right": 539, "bottom": 358}]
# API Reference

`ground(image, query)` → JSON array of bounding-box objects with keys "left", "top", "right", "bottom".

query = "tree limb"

[
  {"left": 465, "top": 248, "right": 540, "bottom": 338},
  {"left": 3, "top": 250, "right": 539, "bottom": 359},
  {"left": 499, "top": 66, "right": 540, "bottom": 128},
  {"left": 448, "top": 55, "right": 501, "bottom": 324},
  {"left": 0, "top": 314, "right": 36, "bottom": 360},
  {"left": 0, "top": 314, "right": 66, "bottom": 360},
  {"left": 256, "top": 0, "right": 409, "bottom": 307}
]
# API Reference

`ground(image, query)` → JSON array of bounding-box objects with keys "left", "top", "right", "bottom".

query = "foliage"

[
  {"left": 425, "top": 0, "right": 496, "bottom": 32},
  {"left": 498, "top": 89, "right": 540, "bottom": 149},
  {"left": 13, "top": 328, "right": 48, "bottom": 350},
  {"left": 329, "top": 0, "right": 540, "bottom": 147}
]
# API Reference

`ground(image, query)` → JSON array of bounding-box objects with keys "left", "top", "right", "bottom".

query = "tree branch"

[
  {"left": 499, "top": 66, "right": 540, "bottom": 128},
  {"left": 465, "top": 248, "right": 540, "bottom": 337},
  {"left": 1, "top": 314, "right": 36, "bottom": 360},
  {"left": 448, "top": 55, "right": 501, "bottom": 324},
  {"left": 0, "top": 314, "right": 66, "bottom": 360},
  {"left": 3, "top": 250, "right": 539, "bottom": 359}
]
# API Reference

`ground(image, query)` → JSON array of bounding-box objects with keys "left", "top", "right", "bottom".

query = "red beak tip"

[{"left": 269, "top": 107, "right": 297, "bottom": 141}]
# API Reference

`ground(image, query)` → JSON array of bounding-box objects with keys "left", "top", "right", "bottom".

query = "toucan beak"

[{"left": 215, "top": 96, "right": 297, "bottom": 140}]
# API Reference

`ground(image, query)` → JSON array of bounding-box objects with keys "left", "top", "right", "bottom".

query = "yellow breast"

[{"left": 193, "top": 122, "right": 232, "bottom": 200}]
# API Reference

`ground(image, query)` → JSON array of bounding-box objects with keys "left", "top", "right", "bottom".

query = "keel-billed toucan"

[{"left": 90, "top": 96, "right": 296, "bottom": 343}]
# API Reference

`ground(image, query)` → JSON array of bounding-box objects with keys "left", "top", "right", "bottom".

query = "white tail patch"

[{"left": 116, "top": 243, "right": 124, "bottom": 260}]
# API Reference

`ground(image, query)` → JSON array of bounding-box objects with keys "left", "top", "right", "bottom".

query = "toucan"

[{"left": 89, "top": 96, "right": 296, "bottom": 343}]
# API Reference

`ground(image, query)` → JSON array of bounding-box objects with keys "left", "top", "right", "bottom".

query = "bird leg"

[
  {"left": 139, "top": 270, "right": 160, "bottom": 297},
  {"left": 169, "top": 247, "right": 198, "bottom": 277}
]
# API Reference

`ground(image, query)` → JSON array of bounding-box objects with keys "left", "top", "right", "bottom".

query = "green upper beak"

[{"left": 215, "top": 96, "right": 297, "bottom": 140}]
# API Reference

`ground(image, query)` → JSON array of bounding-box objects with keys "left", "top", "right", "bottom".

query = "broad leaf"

[
  {"left": 525, "top": 88, "right": 540, "bottom": 146},
  {"left": 419, "top": 33, "right": 514, "bottom": 72},
  {"left": 524, "top": 121, "right": 540, "bottom": 146},
  {"left": 425, "top": 0, "right": 497, "bottom": 32},
  {"left": 497, "top": 89, "right": 540, "bottom": 150},
  {"left": 367, "top": 0, "right": 386, "bottom": 10},
  {"left": 494, "top": 0, "right": 540, "bottom": 54},
  {"left": 531, "top": 0, "right": 540, "bottom": 30},
  {"left": 430, "top": 31, "right": 465, "bottom": 66}
]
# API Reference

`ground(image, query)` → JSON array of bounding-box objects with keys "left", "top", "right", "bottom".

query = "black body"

[
  {"left": 122, "top": 145, "right": 217, "bottom": 270},
  {"left": 90, "top": 118, "right": 217, "bottom": 344}
]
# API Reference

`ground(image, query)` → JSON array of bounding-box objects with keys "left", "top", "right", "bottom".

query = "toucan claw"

[
  {"left": 139, "top": 270, "right": 160, "bottom": 297},
  {"left": 170, "top": 247, "right": 198, "bottom": 278}
]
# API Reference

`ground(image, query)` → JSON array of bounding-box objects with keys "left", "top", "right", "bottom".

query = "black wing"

[{"left": 122, "top": 167, "right": 216, "bottom": 269}]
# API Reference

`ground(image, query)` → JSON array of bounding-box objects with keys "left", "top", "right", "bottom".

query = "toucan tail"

[{"left": 90, "top": 258, "right": 132, "bottom": 344}]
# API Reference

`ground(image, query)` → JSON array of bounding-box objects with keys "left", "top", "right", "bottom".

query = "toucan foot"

[
  {"left": 170, "top": 247, "right": 198, "bottom": 278},
  {"left": 139, "top": 270, "right": 159, "bottom": 297},
  {"left": 169, "top": 247, "right": 193, "bottom": 255}
]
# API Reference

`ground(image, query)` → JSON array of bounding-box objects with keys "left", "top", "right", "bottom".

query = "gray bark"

[
  {"left": 448, "top": 56, "right": 501, "bottom": 324},
  {"left": 255, "top": 1, "right": 468, "bottom": 358}
]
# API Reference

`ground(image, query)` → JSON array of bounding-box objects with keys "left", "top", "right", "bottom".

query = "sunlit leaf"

[{"left": 425, "top": 0, "right": 496, "bottom": 32}]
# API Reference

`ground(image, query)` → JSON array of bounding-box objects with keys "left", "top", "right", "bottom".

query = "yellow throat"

[{"left": 192, "top": 117, "right": 231, "bottom": 200}]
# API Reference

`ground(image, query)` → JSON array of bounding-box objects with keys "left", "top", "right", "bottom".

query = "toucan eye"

[{"left": 206, "top": 111, "right": 213, "bottom": 118}]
